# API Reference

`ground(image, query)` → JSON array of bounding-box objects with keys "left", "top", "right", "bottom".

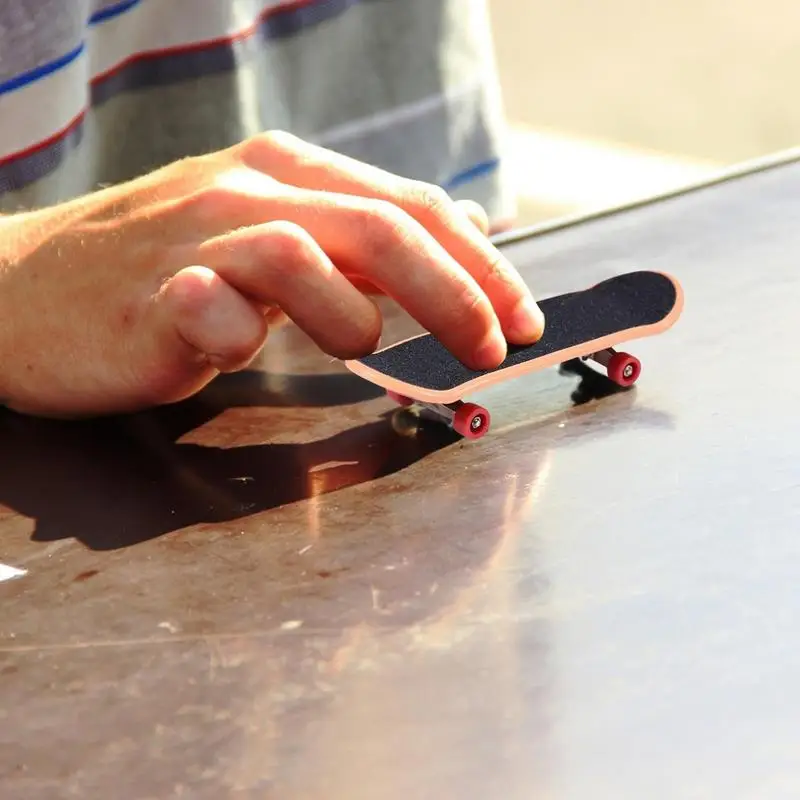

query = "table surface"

[{"left": 3, "top": 153, "right": 800, "bottom": 800}]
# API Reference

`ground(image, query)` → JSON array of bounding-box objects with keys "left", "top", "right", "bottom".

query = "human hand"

[{"left": 0, "top": 131, "right": 544, "bottom": 417}]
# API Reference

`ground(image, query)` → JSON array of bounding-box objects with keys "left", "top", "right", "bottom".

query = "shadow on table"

[
  {"left": 0, "top": 370, "right": 462, "bottom": 552},
  {"left": 559, "top": 357, "right": 631, "bottom": 404},
  {"left": 0, "top": 362, "right": 667, "bottom": 553}
]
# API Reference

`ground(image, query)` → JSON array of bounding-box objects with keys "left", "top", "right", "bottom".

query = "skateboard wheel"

[
  {"left": 386, "top": 390, "right": 413, "bottom": 407},
  {"left": 607, "top": 352, "right": 641, "bottom": 387},
  {"left": 453, "top": 403, "right": 490, "bottom": 439}
]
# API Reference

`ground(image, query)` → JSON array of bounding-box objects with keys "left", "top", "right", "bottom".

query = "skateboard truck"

[
  {"left": 583, "top": 347, "right": 642, "bottom": 387},
  {"left": 387, "top": 393, "right": 491, "bottom": 440}
]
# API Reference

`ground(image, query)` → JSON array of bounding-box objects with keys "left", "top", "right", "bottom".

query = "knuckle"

[
  {"left": 238, "top": 129, "right": 302, "bottom": 164},
  {"left": 185, "top": 167, "right": 280, "bottom": 221},
  {"left": 259, "top": 221, "right": 317, "bottom": 275},
  {"left": 356, "top": 199, "right": 411, "bottom": 258},
  {"left": 186, "top": 184, "right": 231, "bottom": 219},
  {"left": 262, "top": 220, "right": 312, "bottom": 256},
  {"left": 405, "top": 181, "right": 453, "bottom": 223},
  {"left": 480, "top": 250, "right": 512, "bottom": 293},
  {"left": 441, "top": 283, "right": 490, "bottom": 336},
  {"left": 258, "top": 129, "right": 301, "bottom": 151}
]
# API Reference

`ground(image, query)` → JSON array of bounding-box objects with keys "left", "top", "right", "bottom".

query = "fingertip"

[
  {"left": 327, "top": 297, "right": 383, "bottom": 360},
  {"left": 467, "top": 321, "right": 507, "bottom": 371},
  {"left": 505, "top": 295, "right": 546, "bottom": 345},
  {"left": 455, "top": 199, "right": 491, "bottom": 236},
  {"left": 488, "top": 216, "right": 516, "bottom": 236}
]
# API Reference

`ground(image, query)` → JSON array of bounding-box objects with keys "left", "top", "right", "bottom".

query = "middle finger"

[{"left": 265, "top": 187, "right": 508, "bottom": 370}]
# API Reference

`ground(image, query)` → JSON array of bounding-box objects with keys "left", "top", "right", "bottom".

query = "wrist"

[
  {"left": 0, "top": 210, "right": 47, "bottom": 276},
  {"left": 0, "top": 210, "right": 30, "bottom": 256},
  {"left": 0, "top": 211, "right": 37, "bottom": 406}
]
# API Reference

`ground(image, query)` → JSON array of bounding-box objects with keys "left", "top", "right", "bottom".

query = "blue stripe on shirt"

[
  {"left": 0, "top": 43, "right": 84, "bottom": 97},
  {"left": 0, "top": 0, "right": 361, "bottom": 100},
  {"left": 89, "top": 0, "right": 143, "bottom": 25},
  {"left": 0, "top": 2, "right": 138, "bottom": 96},
  {"left": 442, "top": 158, "right": 500, "bottom": 191}
]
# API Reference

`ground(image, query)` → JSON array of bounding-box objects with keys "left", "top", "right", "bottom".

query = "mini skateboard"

[{"left": 344, "top": 270, "right": 684, "bottom": 439}]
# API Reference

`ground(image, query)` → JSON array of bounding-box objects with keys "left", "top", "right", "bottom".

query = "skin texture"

[{"left": 0, "top": 131, "right": 544, "bottom": 418}]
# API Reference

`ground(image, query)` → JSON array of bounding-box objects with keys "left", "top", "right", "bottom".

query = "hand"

[{"left": 0, "top": 131, "right": 544, "bottom": 417}]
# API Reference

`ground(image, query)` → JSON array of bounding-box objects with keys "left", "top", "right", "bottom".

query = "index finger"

[{"left": 235, "top": 132, "right": 545, "bottom": 344}]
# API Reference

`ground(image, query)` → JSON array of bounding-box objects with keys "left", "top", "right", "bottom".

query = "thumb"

[{"left": 157, "top": 266, "right": 268, "bottom": 373}]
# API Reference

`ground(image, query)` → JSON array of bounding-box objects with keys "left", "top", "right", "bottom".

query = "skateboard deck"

[{"left": 344, "top": 270, "right": 684, "bottom": 439}]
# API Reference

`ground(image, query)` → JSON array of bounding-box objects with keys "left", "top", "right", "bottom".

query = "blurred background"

[{"left": 490, "top": 0, "right": 800, "bottom": 226}]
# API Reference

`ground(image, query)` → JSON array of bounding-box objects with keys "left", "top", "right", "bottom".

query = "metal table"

[{"left": 3, "top": 152, "right": 800, "bottom": 799}]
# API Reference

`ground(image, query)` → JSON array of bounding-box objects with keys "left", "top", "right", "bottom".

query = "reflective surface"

[{"left": 3, "top": 158, "right": 800, "bottom": 799}]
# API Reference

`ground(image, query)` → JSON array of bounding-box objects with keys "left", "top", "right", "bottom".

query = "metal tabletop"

[{"left": 3, "top": 152, "right": 800, "bottom": 799}]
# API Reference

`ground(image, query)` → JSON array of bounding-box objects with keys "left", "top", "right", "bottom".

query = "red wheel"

[
  {"left": 453, "top": 403, "right": 491, "bottom": 439},
  {"left": 386, "top": 390, "right": 413, "bottom": 407},
  {"left": 607, "top": 352, "right": 641, "bottom": 387}
]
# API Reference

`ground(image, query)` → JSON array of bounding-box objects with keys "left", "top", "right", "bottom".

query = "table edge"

[{"left": 493, "top": 145, "right": 800, "bottom": 247}]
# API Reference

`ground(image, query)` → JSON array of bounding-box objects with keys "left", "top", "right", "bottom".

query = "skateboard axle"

[
  {"left": 413, "top": 399, "right": 490, "bottom": 439},
  {"left": 588, "top": 347, "right": 616, "bottom": 367},
  {"left": 417, "top": 400, "right": 459, "bottom": 425}
]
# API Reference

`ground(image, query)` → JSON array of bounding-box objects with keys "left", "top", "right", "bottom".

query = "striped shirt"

[{"left": 0, "top": 0, "right": 513, "bottom": 221}]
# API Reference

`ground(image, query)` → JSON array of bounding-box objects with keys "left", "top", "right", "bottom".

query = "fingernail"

[
  {"left": 509, "top": 296, "right": 545, "bottom": 343},
  {"left": 473, "top": 324, "right": 506, "bottom": 370}
]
